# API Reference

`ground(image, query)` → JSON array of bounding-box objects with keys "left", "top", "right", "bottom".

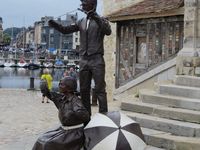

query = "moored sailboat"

[
  {"left": 4, "top": 59, "right": 15, "bottom": 67},
  {"left": 27, "top": 59, "right": 40, "bottom": 70},
  {"left": 17, "top": 57, "right": 28, "bottom": 68},
  {"left": 54, "top": 59, "right": 65, "bottom": 68},
  {"left": 43, "top": 61, "right": 53, "bottom": 68}
]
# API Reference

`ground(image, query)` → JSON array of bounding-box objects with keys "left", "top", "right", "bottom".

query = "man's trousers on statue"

[{"left": 79, "top": 55, "right": 108, "bottom": 115}]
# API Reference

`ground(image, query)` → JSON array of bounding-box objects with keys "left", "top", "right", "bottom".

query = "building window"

[
  {"left": 50, "top": 37, "right": 54, "bottom": 42},
  {"left": 50, "top": 29, "right": 54, "bottom": 34},
  {"left": 43, "top": 29, "right": 46, "bottom": 34}
]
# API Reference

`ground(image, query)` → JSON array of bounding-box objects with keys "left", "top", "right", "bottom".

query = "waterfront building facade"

[
  {"left": 14, "top": 13, "right": 80, "bottom": 55},
  {"left": 34, "top": 21, "right": 43, "bottom": 48},
  {"left": 0, "top": 17, "right": 3, "bottom": 45},
  {"left": 26, "top": 27, "right": 34, "bottom": 48},
  {"left": 41, "top": 14, "right": 80, "bottom": 53},
  {"left": 16, "top": 27, "right": 26, "bottom": 48}
]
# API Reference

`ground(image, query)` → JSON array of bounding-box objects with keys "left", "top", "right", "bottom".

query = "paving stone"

[{"left": 0, "top": 89, "right": 122, "bottom": 150}]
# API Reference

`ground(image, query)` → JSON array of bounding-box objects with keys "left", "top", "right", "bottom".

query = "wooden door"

[{"left": 136, "top": 37, "right": 147, "bottom": 64}]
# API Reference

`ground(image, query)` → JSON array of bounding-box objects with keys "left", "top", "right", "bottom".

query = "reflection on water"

[{"left": 0, "top": 67, "right": 66, "bottom": 89}]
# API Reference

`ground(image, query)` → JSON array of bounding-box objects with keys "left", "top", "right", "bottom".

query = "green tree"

[
  {"left": 4, "top": 27, "right": 23, "bottom": 38},
  {"left": 3, "top": 33, "right": 11, "bottom": 45}
]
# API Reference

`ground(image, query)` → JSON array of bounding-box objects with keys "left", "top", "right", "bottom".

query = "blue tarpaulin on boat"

[
  {"left": 55, "top": 59, "right": 64, "bottom": 65},
  {"left": 48, "top": 48, "right": 56, "bottom": 52}
]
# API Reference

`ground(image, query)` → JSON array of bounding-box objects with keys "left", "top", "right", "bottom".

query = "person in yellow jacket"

[{"left": 41, "top": 69, "right": 53, "bottom": 103}]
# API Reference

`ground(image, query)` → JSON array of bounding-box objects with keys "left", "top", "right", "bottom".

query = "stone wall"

[
  {"left": 102, "top": 0, "right": 144, "bottom": 101},
  {"left": 176, "top": 0, "right": 200, "bottom": 76},
  {"left": 114, "top": 66, "right": 176, "bottom": 100},
  {"left": 103, "top": 25, "right": 116, "bottom": 102},
  {"left": 114, "top": 58, "right": 176, "bottom": 97},
  {"left": 102, "top": 0, "right": 190, "bottom": 101}
]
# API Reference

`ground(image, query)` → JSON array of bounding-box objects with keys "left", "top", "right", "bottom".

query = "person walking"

[
  {"left": 69, "top": 67, "right": 77, "bottom": 81},
  {"left": 41, "top": 69, "right": 53, "bottom": 103},
  {"left": 48, "top": 0, "right": 111, "bottom": 116},
  {"left": 63, "top": 69, "right": 69, "bottom": 77}
]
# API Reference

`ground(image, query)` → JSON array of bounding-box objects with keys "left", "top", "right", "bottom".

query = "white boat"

[
  {"left": 66, "top": 61, "right": 77, "bottom": 70},
  {"left": 27, "top": 59, "right": 41, "bottom": 70},
  {"left": 0, "top": 60, "right": 5, "bottom": 67},
  {"left": 67, "top": 61, "right": 76, "bottom": 67},
  {"left": 18, "top": 62, "right": 28, "bottom": 67},
  {"left": 75, "top": 65, "right": 80, "bottom": 72},
  {"left": 54, "top": 59, "right": 65, "bottom": 68},
  {"left": 43, "top": 62, "right": 53, "bottom": 68},
  {"left": 17, "top": 58, "right": 28, "bottom": 68},
  {"left": 4, "top": 60, "right": 15, "bottom": 67}
]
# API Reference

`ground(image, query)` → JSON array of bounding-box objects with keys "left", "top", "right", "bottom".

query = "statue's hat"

[{"left": 80, "top": 0, "right": 97, "bottom": 7}]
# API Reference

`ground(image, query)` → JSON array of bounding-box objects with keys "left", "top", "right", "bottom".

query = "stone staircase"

[{"left": 120, "top": 75, "right": 200, "bottom": 150}]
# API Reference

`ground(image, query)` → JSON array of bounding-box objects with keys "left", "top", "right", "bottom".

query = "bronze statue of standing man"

[{"left": 48, "top": 0, "right": 111, "bottom": 116}]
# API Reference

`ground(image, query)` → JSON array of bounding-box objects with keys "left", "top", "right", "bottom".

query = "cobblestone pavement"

[{"left": 0, "top": 89, "right": 121, "bottom": 150}]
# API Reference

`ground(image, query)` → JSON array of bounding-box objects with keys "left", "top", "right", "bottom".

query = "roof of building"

[{"left": 107, "top": 0, "right": 184, "bottom": 22}]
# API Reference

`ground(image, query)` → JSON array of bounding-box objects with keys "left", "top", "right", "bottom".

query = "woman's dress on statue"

[{"left": 32, "top": 92, "right": 90, "bottom": 150}]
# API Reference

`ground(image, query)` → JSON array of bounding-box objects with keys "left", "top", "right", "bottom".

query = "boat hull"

[{"left": 28, "top": 63, "right": 40, "bottom": 70}]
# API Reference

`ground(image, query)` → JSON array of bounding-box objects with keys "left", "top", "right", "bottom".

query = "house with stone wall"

[
  {"left": 103, "top": 1, "right": 200, "bottom": 149},
  {"left": 107, "top": 0, "right": 184, "bottom": 88},
  {"left": 102, "top": 0, "right": 199, "bottom": 100}
]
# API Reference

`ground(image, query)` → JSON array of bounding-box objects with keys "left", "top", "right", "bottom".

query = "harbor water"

[{"left": 0, "top": 67, "right": 67, "bottom": 89}]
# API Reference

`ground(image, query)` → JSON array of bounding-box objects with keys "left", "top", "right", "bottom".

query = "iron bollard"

[{"left": 29, "top": 77, "right": 35, "bottom": 90}]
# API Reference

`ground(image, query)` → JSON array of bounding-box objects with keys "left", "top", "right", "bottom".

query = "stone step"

[
  {"left": 145, "top": 146, "right": 165, "bottom": 150},
  {"left": 121, "top": 100, "right": 200, "bottom": 123},
  {"left": 141, "top": 127, "right": 200, "bottom": 150},
  {"left": 158, "top": 84, "right": 200, "bottom": 99},
  {"left": 121, "top": 111, "right": 200, "bottom": 137},
  {"left": 139, "top": 89, "right": 200, "bottom": 111},
  {"left": 174, "top": 75, "right": 200, "bottom": 87}
]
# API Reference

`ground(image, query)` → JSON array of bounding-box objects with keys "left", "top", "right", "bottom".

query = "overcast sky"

[{"left": 0, "top": 0, "right": 103, "bottom": 29}]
